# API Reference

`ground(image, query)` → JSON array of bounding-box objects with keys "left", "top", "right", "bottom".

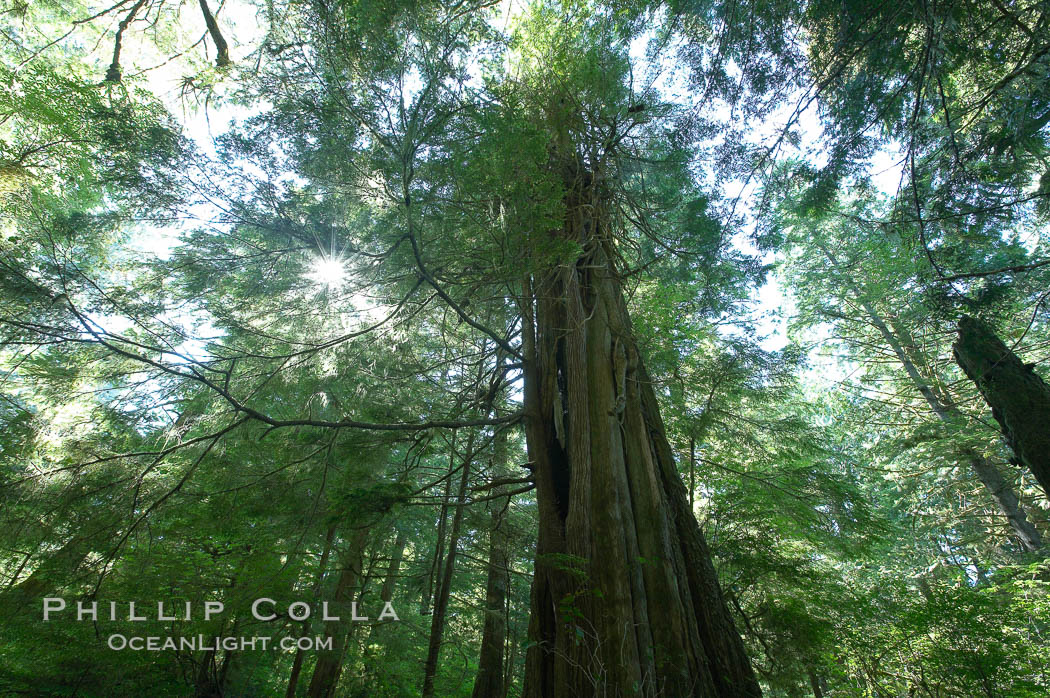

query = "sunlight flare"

[{"left": 307, "top": 254, "right": 347, "bottom": 289}]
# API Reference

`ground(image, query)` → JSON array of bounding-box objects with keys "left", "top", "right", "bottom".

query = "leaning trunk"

[
  {"left": 954, "top": 316, "right": 1050, "bottom": 501},
  {"left": 967, "top": 451, "right": 1044, "bottom": 553},
  {"left": 520, "top": 163, "right": 759, "bottom": 697},
  {"left": 197, "top": 0, "right": 231, "bottom": 67},
  {"left": 818, "top": 244, "right": 1042, "bottom": 552}
]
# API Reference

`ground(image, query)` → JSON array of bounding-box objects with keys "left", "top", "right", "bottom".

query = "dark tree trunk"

[
  {"left": 421, "top": 435, "right": 476, "bottom": 698},
  {"left": 197, "top": 0, "right": 231, "bottom": 67},
  {"left": 954, "top": 316, "right": 1050, "bottom": 501},
  {"left": 808, "top": 669, "right": 824, "bottom": 698},
  {"left": 196, "top": 555, "right": 249, "bottom": 697},
  {"left": 519, "top": 164, "right": 760, "bottom": 697},
  {"left": 422, "top": 446, "right": 455, "bottom": 615},
  {"left": 104, "top": 0, "right": 147, "bottom": 82},
  {"left": 287, "top": 525, "right": 337, "bottom": 698},
  {"left": 690, "top": 436, "right": 696, "bottom": 507},
  {"left": 471, "top": 495, "right": 511, "bottom": 698},
  {"left": 504, "top": 617, "right": 519, "bottom": 698},
  {"left": 305, "top": 527, "right": 370, "bottom": 698}
]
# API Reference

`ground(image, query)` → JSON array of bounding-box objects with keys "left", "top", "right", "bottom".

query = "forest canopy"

[{"left": 1, "top": 0, "right": 1049, "bottom": 696}]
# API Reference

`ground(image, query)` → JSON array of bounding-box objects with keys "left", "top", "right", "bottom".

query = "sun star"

[{"left": 308, "top": 254, "right": 347, "bottom": 289}]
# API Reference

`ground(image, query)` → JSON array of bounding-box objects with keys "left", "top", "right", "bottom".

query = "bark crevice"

[{"left": 521, "top": 161, "right": 760, "bottom": 697}]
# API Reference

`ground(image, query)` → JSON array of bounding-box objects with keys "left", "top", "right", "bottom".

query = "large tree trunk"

[
  {"left": 305, "top": 527, "right": 370, "bottom": 698},
  {"left": 519, "top": 164, "right": 760, "bottom": 697},
  {"left": 954, "top": 316, "right": 1050, "bottom": 501},
  {"left": 471, "top": 494, "right": 511, "bottom": 698}
]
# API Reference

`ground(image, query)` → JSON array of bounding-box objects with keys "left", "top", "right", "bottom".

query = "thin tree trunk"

[
  {"left": 503, "top": 616, "right": 518, "bottom": 698},
  {"left": 196, "top": 555, "right": 248, "bottom": 697},
  {"left": 287, "top": 525, "right": 337, "bottom": 698},
  {"left": 421, "top": 434, "right": 476, "bottom": 698},
  {"left": 196, "top": 638, "right": 222, "bottom": 697},
  {"left": 422, "top": 443, "right": 455, "bottom": 616},
  {"left": 358, "top": 529, "right": 409, "bottom": 671},
  {"left": 305, "top": 527, "right": 370, "bottom": 698},
  {"left": 216, "top": 615, "right": 240, "bottom": 690},
  {"left": 104, "top": 0, "right": 147, "bottom": 82},
  {"left": 967, "top": 451, "right": 1044, "bottom": 552},
  {"left": 954, "top": 316, "right": 1050, "bottom": 501},
  {"left": 520, "top": 162, "right": 759, "bottom": 697},
  {"left": 197, "top": 0, "right": 231, "bottom": 67},
  {"left": 380, "top": 530, "right": 407, "bottom": 604},
  {"left": 471, "top": 494, "right": 511, "bottom": 698}
]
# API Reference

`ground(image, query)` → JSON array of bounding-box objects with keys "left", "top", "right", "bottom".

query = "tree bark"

[
  {"left": 196, "top": 555, "right": 248, "bottom": 697},
  {"left": 954, "top": 316, "right": 1050, "bottom": 502},
  {"left": 287, "top": 525, "right": 337, "bottom": 698},
  {"left": 104, "top": 0, "right": 147, "bottom": 83},
  {"left": 690, "top": 436, "right": 696, "bottom": 508},
  {"left": 305, "top": 527, "right": 370, "bottom": 698},
  {"left": 504, "top": 616, "right": 519, "bottom": 698},
  {"left": 808, "top": 669, "right": 824, "bottom": 698},
  {"left": 877, "top": 310, "right": 1042, "bottom": 551},
  {"left": 422, "top": 443, "right": 455, "bottom": 616},
  {"left": 817, "top": 245, "right": 1043, "bottom": 552},
  {"left": 519, "top": 163, "right": 760, "bottom": 697},
  {"left": 421, "top": 433, "right": 476, "bottom": 698},
  {"left": 967, "top": 451, "right": 1044, "bottom": 553},
  {"left": 197, "top": 0, "right": 231, "bottom": 67},
  {"left": 471, "top": 494, "right": 511, "bottom": 698},
  {"left": 380, "top": 530, "right": 407, "bottom": 605}
]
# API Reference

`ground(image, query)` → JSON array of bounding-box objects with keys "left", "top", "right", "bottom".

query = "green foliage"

[{"left": 2, "top": 0, "right": 1050, "bottom": 696}]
